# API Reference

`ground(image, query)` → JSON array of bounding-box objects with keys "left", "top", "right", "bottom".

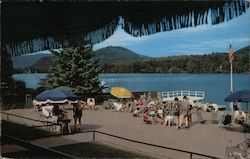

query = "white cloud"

[{"left": 93, "top": 8, "right": 250, "bottom": 57}]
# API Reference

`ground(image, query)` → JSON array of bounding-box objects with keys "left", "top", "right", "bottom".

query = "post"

[
  {"left": 230, "top": 62, "right": 233, "bottom": 93},
  {"left": 190, "top": 153, "right": 192, "bottom": 159},
  {"left": 229, "top": 62, "right": 234, "bottom": 112},
  {"left": 229, "top": 41, "right": 234, "bottom": 112},
  {"left": 93, "top": 131, "right": 95, "bottom": 142}
]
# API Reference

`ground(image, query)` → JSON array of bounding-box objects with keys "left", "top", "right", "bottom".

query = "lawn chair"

[
  {"left": 143, "top": 114, "right": 152, "bottom": 124},
  {"left": 210, "top": 112, "right": 219, "bottom": 124},
  {"left": 219, "top": 113, "right": 232, "bottom": 127}
]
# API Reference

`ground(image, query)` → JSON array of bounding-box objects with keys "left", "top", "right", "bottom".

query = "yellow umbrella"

[{"left": 111, "top": 87, "right": 132, "bottom": 99}]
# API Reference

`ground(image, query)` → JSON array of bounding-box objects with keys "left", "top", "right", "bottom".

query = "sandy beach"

[{"left": 2, "top": 105, "right": 249, "bottom": 159}]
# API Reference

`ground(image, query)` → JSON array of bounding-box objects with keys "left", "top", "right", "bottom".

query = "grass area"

[
  {"left": 2, "top": 137, "right": 63, "bottom": 158},
  {"left": 2, "top": 120, "right": 57, "bottom": 140},
  {"left": 53, "top": 142, "right": 151, "bottom": 158}
]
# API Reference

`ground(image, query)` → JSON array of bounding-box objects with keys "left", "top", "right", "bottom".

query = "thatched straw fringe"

[
  {"left": 123, "top": 1, "right": 249, "bottom": 37},
  {"left": 5, "top": 1, "right": 249, "bottom": 57},
  {"left": 5, "top": 18, "right": 119, "bottom": 57}
]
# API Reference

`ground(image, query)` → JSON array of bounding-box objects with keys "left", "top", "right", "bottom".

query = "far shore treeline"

[
  {"left": 14, "top": 45, "right": 249, "bottom": 74},
  {"left": 102, "top": 46, "right": 249, "bottom": 73}
]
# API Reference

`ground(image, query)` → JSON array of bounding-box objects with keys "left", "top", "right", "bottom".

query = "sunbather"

[
  {"left": 87, "top": 98, "right": 95, "bottom": 110},
  {"left": 234, "top": 111, "right": 246, "bottom": 125}
]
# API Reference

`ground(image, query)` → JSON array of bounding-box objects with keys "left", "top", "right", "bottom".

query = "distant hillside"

[
  {"left": 94, "top": 46, "right": 150, "bottom": 64},
  {"left": 235, "top": 45, "right": 250, "bottom": 54},
  {"left": 102, "top": 45, "right": 250, "bottom": 73},
  {"left": 12, "top": 45, "right": 249, "bottom": 73},
  {"left": 12, "top": 46, "right": 150, "bottom": 72},
  {"left": 12, "top": 53, "right": 53, "bottom": 69},
  {"left": 32, "top": 56, "right": 55, "bottom": 72}
]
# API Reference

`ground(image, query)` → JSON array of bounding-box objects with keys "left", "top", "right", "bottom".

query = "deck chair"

[
  {"left": 234, "top": 111, "right": 246, "bottom": 125},
  {"left": 143, "top": 114, "right": 152, "bottom": 124},
  {"left": 211, "top": 112, "right": 219, "bottom": 124},
  {"left": 219, "top": 113, "right": 232, "bottom": 126},
  {"left": 87, "top": 98, "right": 95, "bottom": 110}
]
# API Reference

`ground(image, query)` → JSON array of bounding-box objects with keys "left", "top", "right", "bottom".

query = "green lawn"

[
  {"left": 2, "top": 120, "right": 57, "bottom": 140},
  {"left": 2, "top": 120, "right": 151, "bottom": 158},
  {"left": 53, "top": 142, "right": 151, "bottom": 158}
]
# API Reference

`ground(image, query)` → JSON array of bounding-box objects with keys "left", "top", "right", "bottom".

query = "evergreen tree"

[
  {"left": 1, "top": 46, "right": 26, "bottom": 108},
  {"left": 42, "top": 46, "right": 103, "bottom": 94},
  {"left": 1, "top": 47, "right": 15, "bottom": 105}
]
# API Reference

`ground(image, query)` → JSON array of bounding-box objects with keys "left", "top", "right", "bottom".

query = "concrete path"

[{"left": 2, "top": 107, "right": 249, "bottom": 159}]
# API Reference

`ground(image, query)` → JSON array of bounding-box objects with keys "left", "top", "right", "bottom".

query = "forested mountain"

[
  {"left": 12, "top": 46, "right": 149, "bottom": 72},
  {"left": 94, "top": 46, "right": 150, "bottom": 64},
  {"left": 12, "top": 53, "right": 52, "bottom": 69},
  {"left": 102, "top": 45, "right": 250, "bottom": 73},
  {"left": 12, "top": 45, "right": 249, "bottom": 73}
]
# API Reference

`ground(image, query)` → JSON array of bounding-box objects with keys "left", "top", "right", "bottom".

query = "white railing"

[{"left": 161, "top": 90, "right": 205, "bottom": 101}]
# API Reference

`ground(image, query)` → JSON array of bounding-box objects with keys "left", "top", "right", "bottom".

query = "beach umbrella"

[
  {"left": 225, "top": 90, "right": 250, "bottom": 126},
  {"left": 224, "top": 90, "right": 250, "bottom": 102},
  {"left": 111, "top": 87, "right": 132, "bottom": 99},
  {"left": 35, "top": 89, "right": 79, "bottom": 104}
]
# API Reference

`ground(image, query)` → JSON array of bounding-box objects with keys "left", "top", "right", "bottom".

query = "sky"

[
  {"left": 93, "top": 8, "right": 250, "bottom": 57},
  {"left": 23, "top": 8, "right": 250, "bottom": 58}
]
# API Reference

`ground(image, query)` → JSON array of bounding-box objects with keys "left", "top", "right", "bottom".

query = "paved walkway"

[{"left": 2, "top": 107, "right": 249, "bottom": 158}]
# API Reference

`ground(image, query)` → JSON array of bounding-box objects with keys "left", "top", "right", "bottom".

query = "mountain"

[
  {"left": 235, "top": 45, "right": 250, "bottom": 54},
  {"left": 12, "top": 45, "right": 249, "bottom": 73},
  {"left": 32, "top": 56, "right": 55, "bottom": 72},
  {"left": 12, "top": 46, "right": 150, "bottom": 72},
  {"left": 94, "top": 46, "right": 150, "bottom": 64},
  {"left": 12, "top": 53, "right": 53, "bottom": 69},
  {"left": 102, "top": 45, "right": 250, "bottom": 73}
]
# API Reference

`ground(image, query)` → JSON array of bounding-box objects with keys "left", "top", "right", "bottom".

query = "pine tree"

[{"left": 42, "top": 46, "right": 103, "bottom": 94}]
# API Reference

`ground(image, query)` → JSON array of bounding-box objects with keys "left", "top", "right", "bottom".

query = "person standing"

[
  {"left": 187, "top": 98, "right": 193, "bottom": 127},
  {"left": 173, "top": 97, "right": 181, "bottom": 129},
  {"left": 73, "top": 100, "right": 86, "bottom": 132},
  {"left": 179, "top": 96, "right": 189, "bottom": 128}
]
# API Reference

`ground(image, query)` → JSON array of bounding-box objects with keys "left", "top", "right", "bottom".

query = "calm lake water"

[{"left": 12, "top": 73, "right": 250, "bottom": 108}]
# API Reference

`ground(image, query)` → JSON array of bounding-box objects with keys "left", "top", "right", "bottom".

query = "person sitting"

[
  {"left": 42, "top": 104, "right": 54, "bottom": 118},
  {"left": 53, "top": 104, "right": 67, "bottom": 121},
  {"left": 113, "top": 102, "right": 123, "bottom": 112},
  {"left": 163, "top": 102, "right": 174, "bottom": 127},
  {"left": 143, "top": 108, "right": 151, "bottom": 124},
  {"left": 133, "top": 107, "right": 140, "bottom": 117},
  {"left": 87, "top": 98, "right": 95, "bottom": 110},
  {"left": 220, "top": 112, "right": 232, "bottom": 126},
  {"left": 234, "top": 111, "right": 246, "bottom": 125},
  {"left": 157, "top": 107, "right": 164, "bottom": 119}
]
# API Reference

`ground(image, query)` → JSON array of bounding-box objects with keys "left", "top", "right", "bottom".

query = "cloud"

[{"left": 93, "top": 8, "right": 250, "bottom": 57}]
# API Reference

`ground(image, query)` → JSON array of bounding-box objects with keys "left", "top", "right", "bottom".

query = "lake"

[{"left": 12, "top": 73, "right": 250, "bottom": 108}]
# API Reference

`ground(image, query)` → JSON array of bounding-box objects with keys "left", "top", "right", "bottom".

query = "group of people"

[
  {"left": 36, "top": 97, "right": 96, "bottom": 134},
  {"left": 163, "top": 96, "right": 193, "bottom": 128},
  {"left": 142, "top": 96, "right": 193, "bottom": 129},
  {"left": 106, "top": 92, "right": 194, "bottom": 129}
]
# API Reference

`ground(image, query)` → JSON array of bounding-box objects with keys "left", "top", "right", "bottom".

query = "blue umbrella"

[
  {"left": 35, "top": 89, "right": 79, "bottom": 103},
  {"left": 224, "top": 90, "right": 250, "bottom": 102}
]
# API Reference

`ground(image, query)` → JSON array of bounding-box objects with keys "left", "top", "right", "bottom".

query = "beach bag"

[
  {"left": 187, "top": 104, "right": 192, "bottom": 111},
  {"left": 173, "top": 102, "right": 180, "bottom": 114}
]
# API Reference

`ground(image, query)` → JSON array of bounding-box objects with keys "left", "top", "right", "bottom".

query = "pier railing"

[{"left": 161, "top": 90, "right": 205, "bottom": 101}]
